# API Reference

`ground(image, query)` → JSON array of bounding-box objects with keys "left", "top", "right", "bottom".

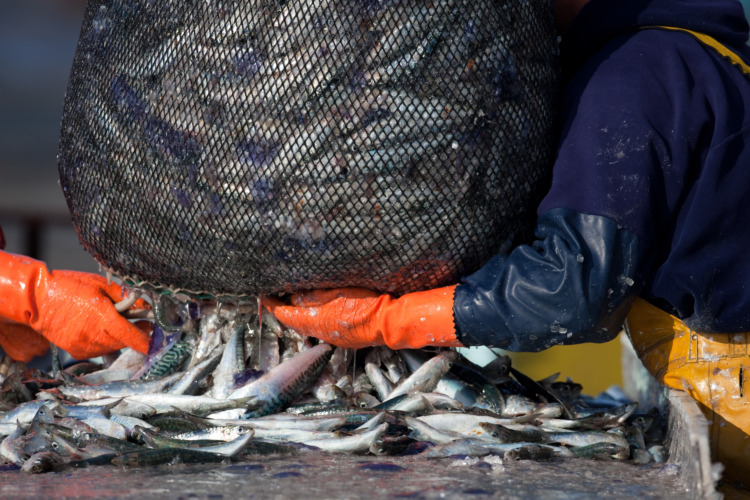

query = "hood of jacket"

[{"left": 561, "top": 0, "right": 750, "bottom": 75}]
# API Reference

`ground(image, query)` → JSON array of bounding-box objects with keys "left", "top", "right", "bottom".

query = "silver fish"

[
  {"left": 123, "top": 394, "right": 255, "bottom": 416},
  {"left": 632, "top": 448, "right": 653, "bottom": 464},
  {"left": 648, "top": 444, "right": 668, "bottom": 463},
  {"left": 168, "top": 346, "right": 224, "bottom": 396},
  {"left": 0, "top": 425, "right": 26, "bottom": 465},
  {"left": 417, "top": 413, "right": 530, "bottom": 440},
  {"left": 173, "top": 425, "right": 250, "bottom": 442},
  {"left": 365, "top": 349, "right": 393, "bottom": 401},
  {"left": 79, "top": 369, "right": 134, "bottom": 386},
  {"left": 355, "top": 412, "right": 388, "bottom": 432},
  {"left": 140, "top": 338, "right": 196, "bottom": 381},
  {"left": 21, "top": 452, "right": 64, "bottom": 474},
  {"left": 546, "top": 430, "right": 630, "bottom": 459},
  {"left": 401, "top": 350, "right": 479, "bottom": 408},
  {"left": 209, "top": 324, "right": 245, "bottom": 399},
  {"left": 421, "top": 438, "right": 574, "bottom": 459},
  {"left": 108, "top": 415, "right": 156, "bottom": 434},
  {"left": 309, "top": 369, "right": 344, "bottom": 402},
  {"left": 478, "top": 422, "right": 548, "bottom": 444},
  {"left": 111, "top": 448, "right": 231, "bottom": 467},
  {"left": 58, "top": 370, "right": 185, "bottom": 400},
  {"left": 296, "top": 423, "right": 389, "bottom": 454},
  {"left": 502, "top": 395, "right": 541, "bottom": 417},
  {"left": 192, "top": 313, "right": 228, "bottom": 368},
  {"left": 377, "top": 394, "right": 434, "bottom": 414},
  {"left": 189, "top": 432, "right": 255, "bottom": 457},
  {"left": 378, "top": 347, "right": 407, "bottom": 385},
  {"left": 0, "top": 401, "right": 62, "bottom": 425},
  {"left": 84, "top": 348, "right": 146, "bottom": 383},
  {"left": 81, "top": 418, "right": 128, "bottom": 441},
  {"left": 504, "top": 444, "right": 558, "bottom": 461},
  {"left": 386, "top": 350, "right": 457, "bottom": 400},
  {"left": 78, "top": 398, "right": 157, "bottom": 419},
  {"left": 212, "top": 413, "right": 348, "bottom": 432},
  {"left": 420, "top": 393, "right": 463, "bottom": 411},
  {"left": 227, "top": 343, "right": 334, "bottom": 417},
  {"left": 404, "top": 415, "right": 464, "bottom": 445},
  {"left": 570, "top": 442, "right": 629, "bottom": 460},
  {"left": 328, "top": 347, "right": 354, "bottom": 382}
]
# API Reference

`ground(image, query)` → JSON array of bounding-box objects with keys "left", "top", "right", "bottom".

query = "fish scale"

[
  {"left": 241, "top": 344, "right": 335, "bottom": 418},
  {"left": 141, "top": 339, "right": 194, "bottom": 381}
]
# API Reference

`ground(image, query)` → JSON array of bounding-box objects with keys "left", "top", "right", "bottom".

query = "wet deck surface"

[{"left": 1, "top": 454, "right": 684, "bottom": 499}]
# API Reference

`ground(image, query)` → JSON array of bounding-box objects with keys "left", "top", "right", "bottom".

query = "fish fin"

[
  {"left": 537, "top": 372, "right": 561, "bottom": 386},
  {"left": 510, "top": 367, "right": 575, "bottom": 420}
]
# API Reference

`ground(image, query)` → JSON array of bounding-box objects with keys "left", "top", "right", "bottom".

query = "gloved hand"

[
  {"left": 0, "top": 324, "right": 50, "bottom": 362},
  {"left": 0, "top": 250, "right": 151, "bottom": 362},
  {"left": 264, "top": 286, "right": 463, "bottom": 349}
]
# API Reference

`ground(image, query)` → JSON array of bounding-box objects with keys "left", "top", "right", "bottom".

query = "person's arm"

[
  {"left": 0, "top": 250, "right": 151, "bottom": 361},
  {"left": 454, "top": 207, "right": 647, "bottom": 350},
  {"left": 266, "top": 26, "right": 686, "bottom": 351},
  {"left": 265, "top": 207, "right": 648, "bottom": 350}
]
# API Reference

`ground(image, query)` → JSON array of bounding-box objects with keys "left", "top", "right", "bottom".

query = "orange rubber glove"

[
  {"left": 264, "top": 286, "right": 463, "bottom": 350},
  {"left": 0, "top": 251, "right": 151, "bottom": 362},
  {"left": 0, "top": 324, "right": 50, "bottom": 362}
]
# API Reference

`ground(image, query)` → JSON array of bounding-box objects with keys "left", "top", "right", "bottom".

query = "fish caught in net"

[{"left": 58, "top": 0, "right": 560, "bottom": 298}]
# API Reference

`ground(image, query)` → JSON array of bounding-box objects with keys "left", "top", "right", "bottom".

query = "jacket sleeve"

[{"left": 452, "top": 207, "right": 649, "bottom": 351}]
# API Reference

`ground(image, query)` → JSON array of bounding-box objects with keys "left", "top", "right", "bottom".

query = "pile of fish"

[{"left": 0, "top": 297, "right": 668, "bottom": 473}]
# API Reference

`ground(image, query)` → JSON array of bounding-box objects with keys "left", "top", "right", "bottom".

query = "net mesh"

[{"left": 58, "top": 0, "right": 559, "bottom": 298}]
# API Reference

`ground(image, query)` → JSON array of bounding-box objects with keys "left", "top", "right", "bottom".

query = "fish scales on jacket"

[{"left": 0, "top": 302, "right": 667, "bottom": 473}]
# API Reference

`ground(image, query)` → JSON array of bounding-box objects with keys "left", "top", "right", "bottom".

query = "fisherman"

[
  {"left": 266, "top": 0, "right": 750, "bottom": 483},
  {"left": 0, "top": 226, "right": 150, "bottom": 362}
]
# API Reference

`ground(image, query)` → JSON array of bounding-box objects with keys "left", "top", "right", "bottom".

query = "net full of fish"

[
  {"left": 58, "top": 0, "right": 559, "bottom": 298},
  {"left": 0, "top": 298, "right": 668, "bottom": 473}
]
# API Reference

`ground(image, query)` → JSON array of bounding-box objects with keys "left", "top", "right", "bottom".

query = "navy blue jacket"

[{"left": 454, "top": 0, "right": 750, "bottom": 350}]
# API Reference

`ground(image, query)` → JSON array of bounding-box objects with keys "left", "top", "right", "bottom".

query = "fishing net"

[{"left": 58, "top": 0, "right": 559, "bottom": 299}]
